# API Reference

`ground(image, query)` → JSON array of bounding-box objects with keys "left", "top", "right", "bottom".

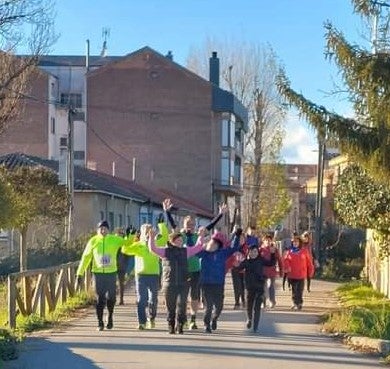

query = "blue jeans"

[
  {"left": 136, "top": 275, "right": 159, "bottom": 324},
  {"left": 265, "top": 277, "right": 276, "bottom": 305}
]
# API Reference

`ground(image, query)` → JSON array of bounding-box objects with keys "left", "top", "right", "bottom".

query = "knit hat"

[
  {"left": 97, "top": 220, "right": 110, "bottom": 229},
  {"left": 211, "top": 231, "right": 226, "bottom": 248}
]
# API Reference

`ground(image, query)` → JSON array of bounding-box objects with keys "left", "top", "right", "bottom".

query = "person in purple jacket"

[{"left": 197, "top": 227, "right": 242, "bottom": 333}]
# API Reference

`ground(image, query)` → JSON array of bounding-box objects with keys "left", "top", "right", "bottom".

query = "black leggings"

[{"left": 202, "top": 284, "right": 224, "bottom": 325}]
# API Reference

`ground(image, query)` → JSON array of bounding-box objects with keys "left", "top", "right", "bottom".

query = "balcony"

[{"left": 214, "top": 177, "right": 243, "bottom": 196}]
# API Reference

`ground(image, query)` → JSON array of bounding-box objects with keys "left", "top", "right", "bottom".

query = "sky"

[{"left": 50, "top": 0, "right": 369, "bottom": 164}]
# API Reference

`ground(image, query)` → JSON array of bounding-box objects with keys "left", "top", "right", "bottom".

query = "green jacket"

[
  {"left": 183, "top": 232, "right": 201, "bottom": 273},
  {"left": 76, "top": 234, "right": 135, "bottom": 276},
  {"left": 121, "top": 222, "right": 168, "bottom": 276}
]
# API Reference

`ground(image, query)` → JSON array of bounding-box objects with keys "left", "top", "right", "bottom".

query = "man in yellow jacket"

[{"left": 76, "top": 220, "right": 136, "bottom": 331}]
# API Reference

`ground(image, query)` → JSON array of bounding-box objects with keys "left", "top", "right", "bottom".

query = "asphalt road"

[{"left": 4, "top": 278, "right": 383, "bottom": 369}]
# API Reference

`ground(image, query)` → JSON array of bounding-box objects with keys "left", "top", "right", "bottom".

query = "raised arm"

[
  {"left": 205, "top": 203, "right": 228, "bottom": 231},
  {"left": 148, "top": 229, "right": 166, "bottom": 258},
  {"left": 163, "top": 198, "right": 177, "bottom": 230}
]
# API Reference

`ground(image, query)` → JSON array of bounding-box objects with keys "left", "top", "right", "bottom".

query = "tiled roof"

[
  {"left": 0, "top": 152, "right": 145, "bottom": 202},
  {"left": 0, "top": 153, "right": 213, "bottom": 218}
]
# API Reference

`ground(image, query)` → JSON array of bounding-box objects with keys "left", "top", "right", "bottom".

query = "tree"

[
  {"left": 276, "top": 0, "right": 390, "bottom": 183},
  {"left": 276, "top": 0, "right": 390, "bottom": 255},
  {"left": 244, "top": 162, "right": 292, "bottom": 230},
  {"left": 0, "top": 166, "right": 69, "bottom": 271},
  {"left": 187, "top": 38, "right": 289, "bottom": 228},
  {"left": 334, "top": 164, "right": 390, "bottom": 257},
  {"left": 0, "top": 0, "right": 56, "bottom": 134}
]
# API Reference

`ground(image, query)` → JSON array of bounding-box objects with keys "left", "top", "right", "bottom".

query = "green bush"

[
  {"left": 0, "top": 329, "right": 19, "bottom": 361},
  {"left": 321, "top": 258, "right": 364, "bottom": 280}
]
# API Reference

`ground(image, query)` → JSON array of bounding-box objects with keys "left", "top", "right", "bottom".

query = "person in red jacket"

[
  {"left": 283, "top": 235, "right": 314, "bottom": 310},
  {"left": 260, "top": 234, "right": 283, "bottom": 308}
]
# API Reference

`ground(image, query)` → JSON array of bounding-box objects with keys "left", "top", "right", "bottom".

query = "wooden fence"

[{"left": 7, "top": 261, "right": 91, "bottom": 329}]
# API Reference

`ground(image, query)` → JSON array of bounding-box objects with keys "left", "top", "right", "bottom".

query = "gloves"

[
  {"left": 234, "top": 228, "right": 243, "bottom": 237},
  {"left": 126, "top": 226, "right": 137, "bottom": 236}
]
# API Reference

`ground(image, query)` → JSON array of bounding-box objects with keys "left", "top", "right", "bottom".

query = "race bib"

[{"left": 98, "top": 254, "right": 112, "bottom": 267}]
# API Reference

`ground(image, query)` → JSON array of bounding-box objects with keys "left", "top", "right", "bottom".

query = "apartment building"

[{"left": 0, "top": 47, "right": 247, "bottom": 222}]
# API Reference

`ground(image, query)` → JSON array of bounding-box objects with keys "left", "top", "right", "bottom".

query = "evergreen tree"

[
  {"left": 276, "top": 0, "right": 390, "bottom": 255},
  {"left": 277, "top": 0, "right": 390, "bottom": 183}
]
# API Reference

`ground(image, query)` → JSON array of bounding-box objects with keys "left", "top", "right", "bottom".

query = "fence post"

[{"left": 8, "top": 275, "right": 16, "bottom": 329}]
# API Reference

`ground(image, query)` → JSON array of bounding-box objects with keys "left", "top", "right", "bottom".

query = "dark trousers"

[
  {"left": 290, "top": 278, "right": 305, "bottom": 306},
  {"left": 94, "top": 273, "right": 117, "bottom": 323},
  {"left": 164, "top": 284, "right": 187, "bottom": 327},
  {"left": 246, "top": 285, "right": 264, "bottom": 331},
  {"left": 202, "top": 284, "right": 224, "bottom": 326},
  {"left": 231, "top": 268, "right": 245, "bottom": 305}
]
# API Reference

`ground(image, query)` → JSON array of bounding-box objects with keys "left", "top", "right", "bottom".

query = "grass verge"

[{"left": 323, "top": 280, "right": 390, "bottom": 340}]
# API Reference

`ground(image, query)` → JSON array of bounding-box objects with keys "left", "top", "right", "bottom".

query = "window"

[
  {"left": 221, "top": 119, "right": 229, "bottom": 147},
  {"left": 60, "top": 93, "right": 82, "bottom": 108},
  {"left": 74, "top": 151, "right": 85, "bottom": 160},
  {"left": 99, "top": 211, "right": 105, "bottom": 221},
  {"left": 229, "top": 120, "right": 235, "bottom": 148},
  {"left": 221, "top": 150, "right": 229, "bottom": 185},
  {"left": 50, "top": 117, "right": 55, "bottom": 134},
  {"left": 108, "top": 212, "right": 114, "bottom": 229},
  {"left": 118, "top": 214, "right": 123, "bottom": 227},
  {"left": 234, "top": 156, "right": 242, "bottom": 184}
]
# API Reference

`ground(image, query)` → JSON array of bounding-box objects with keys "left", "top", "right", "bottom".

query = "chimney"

[
  {"left": 209, "top": 51, "right": 219, "bottom": 87},
  {"left": 166, "top": 50, "right": 173, "bottom": 60}
]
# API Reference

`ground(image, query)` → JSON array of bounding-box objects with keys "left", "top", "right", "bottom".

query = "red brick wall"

[
  {"left": 0, "top": 69, "right": 49, "bottom": 157},
  {"left": 87, "top": 49, "right": 214, "bottom": 208}
]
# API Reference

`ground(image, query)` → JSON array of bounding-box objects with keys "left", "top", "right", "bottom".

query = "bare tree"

[
  {"left": 0, "top": 0, "right": 57, "bottom": 134},
  {"left": 187, "top": 38, "right": 288, "bottom": 228}
]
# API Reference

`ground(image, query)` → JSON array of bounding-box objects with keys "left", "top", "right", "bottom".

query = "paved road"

[{"left": 5, "top": 278, "right": 382, "bottom": 369}]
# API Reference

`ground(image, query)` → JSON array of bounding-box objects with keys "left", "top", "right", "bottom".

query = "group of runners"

[{"left": 76, "top": 199, "right": 315, "bottom": 334}]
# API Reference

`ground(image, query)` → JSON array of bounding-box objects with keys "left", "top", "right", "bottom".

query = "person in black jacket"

[{"left": 236, "top": 243, "right": 276, "bottom": 333}]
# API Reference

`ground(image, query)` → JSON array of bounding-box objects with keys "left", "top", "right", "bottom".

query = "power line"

[{"left": 4, "top": 85, "right": 338, "bottom": 192}]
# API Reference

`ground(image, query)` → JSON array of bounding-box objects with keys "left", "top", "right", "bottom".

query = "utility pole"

[
  {"left": 66, "top": 106, "right": 75, "bottom": 243},
  {"left": 314, "top": 133, "right": 325, "bottom": 266}
]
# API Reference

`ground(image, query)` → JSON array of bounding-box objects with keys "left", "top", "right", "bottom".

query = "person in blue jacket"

[{"left": 197, "top": 227, "right": 242, "bottom": 333}]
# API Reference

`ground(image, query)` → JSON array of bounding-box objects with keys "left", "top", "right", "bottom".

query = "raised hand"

[
  {"left": 162, "top": 198, "right": 173, "bottom": 211},
  {"left": 148, "top": 228, "right": 156, "bottom": 240},
  {"left": 198, "top": 226, "right": 206, "bottom": 238},
  {"left": 218, "top": 203, "right": 228, "bottom": 215}
]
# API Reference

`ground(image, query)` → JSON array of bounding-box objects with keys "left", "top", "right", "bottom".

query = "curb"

[{"left": 346, "top": 335, "right": 390, "bottom": 356}]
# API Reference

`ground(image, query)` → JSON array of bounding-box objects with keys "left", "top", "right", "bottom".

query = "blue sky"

[{"left": 52, "top": 0, "right": 367, "bottom": 164}]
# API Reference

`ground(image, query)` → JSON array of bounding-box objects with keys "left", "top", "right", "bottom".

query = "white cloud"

[{"left": 281, "top": 111, "right": 318, "bottom": 164}]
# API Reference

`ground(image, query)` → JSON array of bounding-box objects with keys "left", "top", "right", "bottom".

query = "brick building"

[{"left": 0, "top": 47, "right": 247, "bottom": 222}]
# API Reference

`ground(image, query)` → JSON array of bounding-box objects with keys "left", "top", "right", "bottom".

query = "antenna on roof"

[{"left": 100, "top": 27, "right": 110, "bottom": 57}]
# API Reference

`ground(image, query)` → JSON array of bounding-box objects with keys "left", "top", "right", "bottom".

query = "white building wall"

[{"left": 42, "top": 66, "right": 88, "bottom": 165}]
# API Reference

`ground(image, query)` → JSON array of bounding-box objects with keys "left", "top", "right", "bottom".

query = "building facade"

[{"left": 0, "top": 47, "right": 247, "bottom": 224}]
